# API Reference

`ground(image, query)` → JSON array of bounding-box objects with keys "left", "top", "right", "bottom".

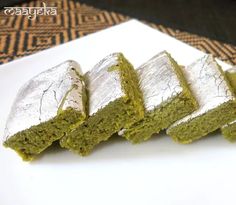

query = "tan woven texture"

[{"left": 0, "top": 0, "right": 235, "bottom": 65}]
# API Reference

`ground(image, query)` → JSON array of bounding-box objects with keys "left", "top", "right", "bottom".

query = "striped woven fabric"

[{"left": 0, "top": 0, "right": 235, "bottom": 65}]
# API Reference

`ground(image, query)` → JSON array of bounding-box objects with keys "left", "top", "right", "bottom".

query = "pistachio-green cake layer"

[
  {"left": 221, "top": 121, "right": 236, "bottom": 142},
  {"left": 60, "top": 53, "right": 144, "bottom": 156},
  {"left": 4, "top": 108, "right": 86, "bottom": 161},
  {"left": 221, "top": 67, "right": 236, "bottom": 142},
  {"left": 225, "top": 69, "right": 236, "bottom": 90},
  {"left": 168, "top": 101, "right": 236, "bottom": 143}
]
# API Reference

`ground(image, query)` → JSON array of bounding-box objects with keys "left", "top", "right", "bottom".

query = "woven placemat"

[{"left": 0, "top": 0, "right": 235, "bottom": 65}]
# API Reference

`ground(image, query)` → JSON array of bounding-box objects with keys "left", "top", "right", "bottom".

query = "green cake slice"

[
  {"left": 119, "top": 51, "right": 198, "bottom": 143},
  {"left": 60, "top": 53, "right": 144, "bottom": 156},
  {"left": 167, "top": 55, "right": 236, "bottom": 143},
  {"left": 3, "top": 60, "right": 87, "bottom": 161},
  {"left": 221, "top": 67, "right": 236, "bottom": 141}
]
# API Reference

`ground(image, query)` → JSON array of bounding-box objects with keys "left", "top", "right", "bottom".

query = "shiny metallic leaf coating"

[
  {"left": 168, "top": 55, "right": 235, "bottom": 128},
  {"left": 137, "top": 51, "right": 183, "bottom": 111},
  {"left": 4, "top": 60, "right": 86, "bottom": 141},
  {"left": 85, "top": 53, "right": 124, "bottom": 116}
]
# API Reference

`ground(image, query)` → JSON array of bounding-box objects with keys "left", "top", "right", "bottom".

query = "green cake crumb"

[
  {"left": 221, "top": 121, "right": 236, "bottom": 142},
  {"left": 221, "top": 67, "right": 236, "bottom": 142},
  {"left": 4, "top": 109, "right": 85, "bottom": 161}
]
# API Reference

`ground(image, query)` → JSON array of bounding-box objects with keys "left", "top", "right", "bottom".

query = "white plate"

[{"left": 0, "top": 20, "right": 235, "bottom": 205}]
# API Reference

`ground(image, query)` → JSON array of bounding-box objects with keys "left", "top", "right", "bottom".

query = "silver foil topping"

[
  {"left": 4, "top": 60, "right": 86, "bottom": 141},
  {"left": 137, "top": 51, "right": 183, "bottom": 111},
  {"left": 85, "top": 53, "right": 124, "bottom": 116},
  {"left": 168, "top": 55, "right": 235, "bottom": 128}
]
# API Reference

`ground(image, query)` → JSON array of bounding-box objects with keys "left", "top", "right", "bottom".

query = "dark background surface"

[{"left": 1, "top": 0, "right": 236, "bottom": 45}]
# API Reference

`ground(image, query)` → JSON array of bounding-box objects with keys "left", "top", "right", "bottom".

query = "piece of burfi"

[
  {"left": 3, "top": 60, "right": 87, "bottom": 161},
  {"left": 221, "top": 67, "right": 236, "bottom": 141},
  {"left": 167, "top": 55, "right": 236, "bottom": 143},
  {"left": 60, "top": 53, "right": 144, "bottom": 156},
  {"left": 119, "top": 51, "right": 198, "bottom": 143}
]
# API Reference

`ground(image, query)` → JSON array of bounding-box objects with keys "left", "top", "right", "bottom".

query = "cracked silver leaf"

[
  {"left": 85, "top": 53, "right": 124, "bottom": 116},
  {"left": 137, "top": 51, "right": 183, "bottom": 112},
  {"left": 3, "top": 60, "right": 86, "bottom": 141}
]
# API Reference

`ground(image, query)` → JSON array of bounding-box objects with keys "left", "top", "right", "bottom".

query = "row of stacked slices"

[{"left": 3, "top": 51, "right": 236, "bottom": 161}]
